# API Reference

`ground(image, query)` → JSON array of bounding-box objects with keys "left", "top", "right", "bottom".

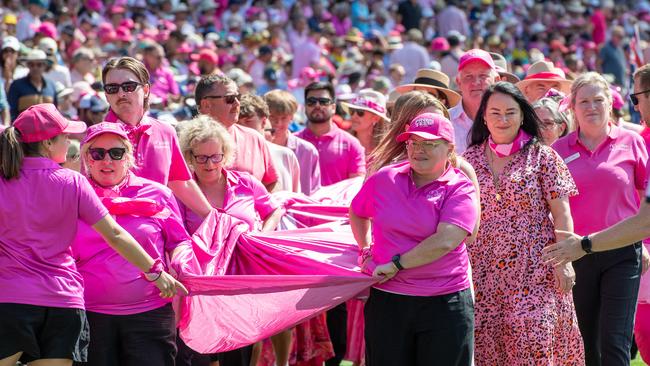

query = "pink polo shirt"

[
  {"left": 0, "top": 158, "right": 107, "bottom": 309},
  {"left": 552, "top": 125, "right": 648, "bottom": 235},
  {"left": 351, "top": 161, "right": 478, "bottom": 297},
  {"left": 71, "top": 173, "right": 192, "bottom": 315},
  {"left": 295, "top": 123, "right": 366, "bottom": 186},
  {"left": 105, "top": 110, "right": 192, "bottom": 185},
  {"left": 229, "top": 124, "right": 278, "bottom": 186},
  {"left": 180, "top": 169, "right": 280, "bottom": 234}
]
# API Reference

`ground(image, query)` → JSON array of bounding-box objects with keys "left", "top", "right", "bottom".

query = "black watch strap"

[
  {"left": 392, "top": 254, "right": 404, "bottom": 270},
  {"left": 581, "top": 235, "right": 593, "bottom": 254}
]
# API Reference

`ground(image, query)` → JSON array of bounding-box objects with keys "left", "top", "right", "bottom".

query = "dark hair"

[
  {"left": 195, "top": 74, "right": 236, "bottom": 104},
  {"left": 0, "top": 127, "right": 43, "bottom": 180},
  {"left": 468, "top": 82, "right": 541, "bottom": 147},
  {"left": 102, "top": 57, "right": 151, "bottom": 110},
  {"left": 304, "top": 81, "right": 335, "bottom": 101}
]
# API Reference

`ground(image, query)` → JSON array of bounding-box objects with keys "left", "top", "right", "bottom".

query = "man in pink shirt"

[
  {"left": 196, "top": 74, "right": 278, "bottom": 192},
  {"left": 143, "top": 44, "right": 180, "bottom": 105},
  {"left": 296, "top": 81, "right": 365, "bottom": 186}
]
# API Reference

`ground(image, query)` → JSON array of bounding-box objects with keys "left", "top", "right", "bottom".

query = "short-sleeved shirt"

[
  {"left": 105, "top": 110, "right": 191, "bottom": 185},
  {"left": 286, "top": 134, "right": 321, "bottom": 195},
  {"left": 552, "top": 125, "right": 648, "bottom": 235},
  {"left": 268, "top": 141, "right": 301, "bottom": 193},
  {"left": 7, "top": 76, "right": 58, "bottom": 120},
  {"left": 180, "top": 169, "right": 280, "bottom": 234},
  {"left": 229, "top": 123, "right": 278, "bottom": 186},
  {"left": 295, "top": 123, "right": 366, "bottom": 186},
  {"left": 351, "top": 161, "right": 477, "bottom": 297},
  {"left": 0, "top": 157, "right": 107, "bottom": 308},
  {"left": 72, "top": 173, "right": 191, "bottom": 315}
]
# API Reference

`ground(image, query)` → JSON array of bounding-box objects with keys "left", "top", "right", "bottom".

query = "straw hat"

[
  {"left": 344, "top": 28, "right": 364, "bottom": 44},
  {"left": 489, "top": 52, "right": 520, "bottom": 83},
  {"left": 340, "top": 89, "right": 389, "bottom": 121},
  {"left": 394, "top": 69, "right": 461, "bottom": 108},
  {"left": 516, "top": 60, "right": 572, "bottom": 94},
  {"left": 20, "top": 49, "right": 50, "bottom": 63}
]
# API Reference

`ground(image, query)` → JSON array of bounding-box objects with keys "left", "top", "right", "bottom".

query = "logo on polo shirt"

[
  {"left": 425, "top": 187, "right": 444, "bottom": 202},
  {"left": 609, "top": 144, "right": 630, "bottom": 152},
  {"left": 152, "top": 141, "right": 170, "bottom": 149}
]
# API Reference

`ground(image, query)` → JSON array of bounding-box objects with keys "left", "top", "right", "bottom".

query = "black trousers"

[
  {"left": 325, "top": 302, "right": 348, "bottom": 366},
  {"left": 175, "top": 333, "right": 252, "bottom": 366},
  {"left": 364, "top": 288, "right": 474, "bottom": 366},
  {"left": 573, "top": 242, "right": 642, "bottom": 366},
  {"left": 82, "top": 304, "right": 177, "bottom": 366}
]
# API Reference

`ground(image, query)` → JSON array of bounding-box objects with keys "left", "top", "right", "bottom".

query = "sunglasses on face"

[
  {"left": 192, "top": 153, "right": 224, "bottom": 164},
  {"left": 103, "top": 81, "right": 142, "bottom": 94},
  {"left": 202, "top": 94, "right": 241, "bottom": 104},
  {"left": 88, "top": 147, "right": 127, "bottom": 161},
  {"left": 630, "top": 89, "right": 650, "bottom": 106},
  {"left": 306, "top": 97, "right": 334, "bottom": 106},
  {"left": 349, "top": 109, "right": 365, "bottom": 117}
]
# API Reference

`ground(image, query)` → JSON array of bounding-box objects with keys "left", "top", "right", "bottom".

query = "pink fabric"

[
  {"left": 149, "top": 66, "right": 180, "bottom": 101},
  {"left": 552, "top": 126, "right": 648, "bottom": 235},
  {"left": 176, "top": 211, "right": 377, "bottom": 353},
  {"left": 296, "top": 124, "right": 366, "bottom": 186},
  {"left": 636, "top": 303, "right": 650, "bottom": 362},
  {"left": 488, "top": 129, "right": 532, "bottom": 158},
  {"left": 180, "top": 169, "right": 280, "bottom": 234},
  {"left": 0, "top": 158, "right": 107, "bottom": 308},
  {"left": 591, "top": 10, "right": 607, "bottom": 45},
  {"left": 351, "top": 161, "right": 477, "bottom": 296},
  {"left": 72, "top": 173, "right": 191, "bottom": 315},
  {"left": 105, "top": 110, "right": 192, "bottom": 185},
  {"left": 229, "top": 123, "right": 279, "bottom": 185},
  {"left": 287, "top": 134, "right": 321, "bottom": 195}
]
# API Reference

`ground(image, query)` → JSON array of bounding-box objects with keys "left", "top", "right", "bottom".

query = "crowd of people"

[{"left": 4, "top": 0, "right": 650, "bottom": 366}]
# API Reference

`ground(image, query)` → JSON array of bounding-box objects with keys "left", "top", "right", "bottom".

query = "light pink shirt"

[
  {"left": 552, "top": 125, "right": 648, "bottom": 235},
  {"left": 229, "top": 124, "right": 278, "bottom": 186},
  {"left": 149, "top": 66, "right": 180, "bottom": 101},
  {"left": 268, "top": 141, "right": 301, "bottom": 193},
  {"left": 448, "top": 102, "right": 474, "bottom": 154},
  {"left": 295, "top": 123, "right": 366, "bottom": 186},
  {"left": 180, "top": 169, "right": 280, "bottom": 234},
  {"left": 72, "top": 173, "right": 191, "bottom": 315},
  {"left": 105, "top": 110, "right": 192, "bottom": 185},
  {"left": 351, "top": 161, "right": 478, "bottom": 297},
  {"left": 286, "top": 134, "right": 321, "bottom": 195},
  {"left": 0, "top": 158, "right": 107, "bottom": 308}
]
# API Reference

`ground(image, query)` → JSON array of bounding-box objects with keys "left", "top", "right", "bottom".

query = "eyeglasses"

[
  {"left": 349, "top": 109, "right": 365, "bottom": 117},
  {"left": 192, "top": 153, "right": 224, "bottom": 164},
  {"left": 264, "top": 127, "right": 276, "bottom": 135},
  {"left": 103, "top": 81, "right": 143, "bottom": 94},
  {"left": 88, "top": 147, "right": 127, "bottom": 161},
  {"left": 539, "top": 121, "right": 562, "bottom": 130},
  {"left": 306, "top": 97, "right": 334, "bottom": 106},
  {"left": 202, "top": 94, "right": 241, "bottom": 104},
  {"left": 630, "top": 89, "right": 650, "bottom": 106},
  {"left": 406, "top": 140, "right": 444, "bottom": 150}
]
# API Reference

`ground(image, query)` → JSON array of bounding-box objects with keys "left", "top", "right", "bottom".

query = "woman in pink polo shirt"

[
  {"left": 551, "top": 72, "right": 648, "bottom": 366},
  {"left": 176, "top": 115, "right": 283, "bottom": 366},
  {"left": 350, "top": 113, "right": 478, "bottom": 366},
  {"left": 0, "top": 104, "right": 185, "bottom": 366},
  {"left": 463, "top": 82, "right": 583, "bottom": 365},
  {"left": 71, "top": 122, "right": 194, "bottom": 366}
]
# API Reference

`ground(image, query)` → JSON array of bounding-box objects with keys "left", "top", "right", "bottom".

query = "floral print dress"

[{"left": 463, "top": 141, "right": 584, "bottom": 366}]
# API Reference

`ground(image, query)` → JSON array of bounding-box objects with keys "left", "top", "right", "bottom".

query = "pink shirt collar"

[
  {"left": 395, "top": 160, "right": 455, "bottom": 184},
  {"left": 105, "top": 109, "right": 154, "bottom": 136},
  {"left": 22, "top": 157, "right": 60, "bottom": 170},
  {"left": 301, "top": 122, "right": 339, "bottom": 140},
  {"left": 568, "top": 123, "right": 619, "bottom": 149}
]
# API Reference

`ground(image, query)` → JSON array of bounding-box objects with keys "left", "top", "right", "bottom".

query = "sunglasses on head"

[
  {"left": 192, "top": 153, "right": 224, "bottom": 164},
  {"left": 630, "top": 89, "right": 650, "bottom": 106},
  {"left": 202, "top": 94, "right": 241, "bottom": 104},
  {"left": 349, "top": 109, "right": 365, "bottom": 117},
  {"left": 306, "top": 97, "right": 334, "bottom": 106},
  {"left": 88, "top": 147, "right": 127, "bottom": 161},
  {"left": 103, "top": 81, "right": 142, "bottom": 94}
]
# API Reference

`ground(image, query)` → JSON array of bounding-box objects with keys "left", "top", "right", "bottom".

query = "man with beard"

[
  {"left": 195, "top": 74, "right": 278, "bottom": 191},
  {"left": 296, "top": 81, "right": 366, "bottom": 186}
]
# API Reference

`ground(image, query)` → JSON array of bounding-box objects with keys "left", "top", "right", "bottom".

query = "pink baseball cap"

[
  {"left": 430, "top": 37, "right": 450, "bottom": 52},
  {"left": 32, "top": 22, "right": 58, "bottom": 39},
  {"left": 458, "top": 48, "right": 496, "bottom": 71},
  {"left": 396, "top": 113, "right": 455, "bottom": 144},
  {"left": 81, "top": 122, "right": 129, "bottom": 146},
  {"left": 191, "top": 49, "right": 219, "bottom": 64},
  {"left": 14, "top": 104, "right": 87, "bottom": 143}
]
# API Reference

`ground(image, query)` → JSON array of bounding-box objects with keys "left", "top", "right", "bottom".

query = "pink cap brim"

[
  {"left": 62, "top": 120, "right": 88, "bottom": 135},
  {"left": 81, "top": 128, "right": 129, "bottom": 146},
  {"left": 396, "top": 131, "right": 446, "bottom": 142},
  {"left": 458, "top": 58, "right": 495, "bottom": 71}
]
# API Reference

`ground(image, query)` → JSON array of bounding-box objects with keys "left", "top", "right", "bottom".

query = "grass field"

[{"left": 633, "top": 356, "right": 648, "bottom": 366}]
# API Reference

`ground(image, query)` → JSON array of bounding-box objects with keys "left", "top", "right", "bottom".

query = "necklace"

[{"left": 486, "top": 146, "right": 503, "bottom": 201}]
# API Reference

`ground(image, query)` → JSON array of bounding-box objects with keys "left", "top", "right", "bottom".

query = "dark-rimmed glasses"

[
  {"left": 306, "top": 97, "right": 334, "bottom": 106},
  {"left": 88, "top": 147, "right": 127, "bottom": 161},
  {"left": 349, "top": 109, "right": 365, "bottom": 117},
  {"left": 202, "top": 94, "right": 241, "bottom": 104},
  {"left": 630, "top": 89, "right": 650, "bottom": 106},
  {"left": 192, "top": 153, "right": 224, "bottom": 164},
  {"left": 103, "top": 81, "right": 143, "bottom": 95}
]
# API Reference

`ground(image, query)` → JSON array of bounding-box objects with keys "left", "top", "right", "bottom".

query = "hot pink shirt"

[
  {"left": 351, "top": 161, "right": 478, "bottom": 297},
  {"left": 0, "top": 158, "right": 107, "bottom": 309},
  {"left": 295, "top": 123, "right": 366, "bottom": 186},
  {"left": 180, "top": 169, "right": 280, "bottom": 234},
  {"left": 552, "top": 126, "right": 648, "bottom": 235},
  {"left": 229, "top": 124, "right": 278, "bottom": 186},
  {"left": 105, "top": 110, "right": 192, "bottom": 185},
  {"left": 71, "top": 173, "right": 191, "bottom": 315}
]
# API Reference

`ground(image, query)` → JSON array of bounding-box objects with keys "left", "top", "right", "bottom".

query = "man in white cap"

[
  {"left": 448, "top": 48, "right": 500, "bottom": 153},
  {"left": 38, "top": 37, "right": 71, "bottom": 88},
  {"left": 7, "top": 49, "right": 57, "bottom": 120}
]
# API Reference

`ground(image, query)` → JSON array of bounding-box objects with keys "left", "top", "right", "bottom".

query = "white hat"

[
  {"left": 2, "top": 36, "right": 20, "bottom": 51},
  {"left": 38, "top": 37, "right": 58, "bottom": 55},
  {"left": 20, "top": 49, "right": 49, "bottom": 63},
  {"left": 340, "top": 88, "right": 389, "bottom": 121}
]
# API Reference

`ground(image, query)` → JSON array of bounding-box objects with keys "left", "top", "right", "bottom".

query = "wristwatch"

[
  {"left": 391, "top": 254, "right": 404, "bottom": 271},
  {"left": 581, "top": 235, "right": 593, "bottom": 254}
]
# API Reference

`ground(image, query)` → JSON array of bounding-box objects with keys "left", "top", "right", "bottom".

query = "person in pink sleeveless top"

[
  {"left": 0, "top": 104, "right": 185, "bottom": 366},
  {"left": 72, "top": 122, "right": 193, "bottom": 366}
]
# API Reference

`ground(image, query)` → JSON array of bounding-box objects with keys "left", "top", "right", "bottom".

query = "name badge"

[{"left": 564, "top": 152, "right": 580, "bottom": 164}]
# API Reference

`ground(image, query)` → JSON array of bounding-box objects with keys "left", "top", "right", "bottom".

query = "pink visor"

[
  {"left": 396, "top": 113, "right": 455, "bottom": 144},
  {"left": 14, "top": 104, "right": 87, "bottom": 143},
  {"left": 81, "top": 122, "right": 129, "bottom": 146}
]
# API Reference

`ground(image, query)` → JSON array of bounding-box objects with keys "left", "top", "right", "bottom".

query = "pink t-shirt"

[
  {"left": 71, "top": 173, "right": 191, "bottom": 315},
  {"left": 0, "top": 158, "right": 107, "bottom": 309},
  {"left": 296, "top": 123, "right": 366, "bottom": 186},
  {"left": 552, "top": 126, "right": 648, "bottom": 235},
  {"left": 180, "top": 169, "right": 280, "bottom": 234},
  {"left": 105, "top": 110, "right": 192, "bottom": 185},
  {"left": 351, "top": 161, "right": 478, "bottom": 297},
  {"left": 229, "top": 124, "right": 278, "bottom": 186},
  {"left": 149, "top": 66, "right": 180, "bottom": 102},
  {"left": 286, "top": 134, "right": 321, "bottom": 195}
]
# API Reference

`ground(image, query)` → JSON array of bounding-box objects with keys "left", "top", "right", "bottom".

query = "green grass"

[{"left": 633, "top": 356, "right": 648, "bottom": 366}]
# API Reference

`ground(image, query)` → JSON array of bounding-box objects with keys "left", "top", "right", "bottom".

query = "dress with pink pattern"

[{"left": 462, "top": 142, "right": 584, "bottom": 366}]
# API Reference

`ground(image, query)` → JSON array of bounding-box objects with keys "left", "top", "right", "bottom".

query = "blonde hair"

[
  {"left": 239, "top": 94, "right": 269, "bottom": 118},
  {"left": 570, "top": 72, "right": 612, "bottom": 127},
  {"left": 80, "top": 134, "right": 135, "bottom": 177},
  {"left": 369, "top": 91, "right": 450, "bottom": 174},
  {"left": 264, "top": 89, "right": 298, "bottom": 115},
  {"left": 178, "top": 115, "right": 236, "bottom": 168},
  {"left": 102, "top": 57, "right": 151, "bottom": 110}
]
